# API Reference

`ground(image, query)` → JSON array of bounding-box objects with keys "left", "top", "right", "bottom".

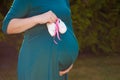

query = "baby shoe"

[
  {"left": 46, "top": 22, "right": 56, "bottom": 37},
  {"left": 57, "top": 19, "right": 67, "bottom": 34},
  {"left": 46, "top": 18, "right": 67, "bottom": 37}
]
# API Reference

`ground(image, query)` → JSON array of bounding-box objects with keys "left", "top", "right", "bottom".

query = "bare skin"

[
  {"left": 59, "top": 64, "right": 73, "bottom": 76},
  {"left": 6, "top": 10, "right": 73, "bottom": 75},
  {"left": 7, "top": 11, "right": 58, "bottom": 34}
]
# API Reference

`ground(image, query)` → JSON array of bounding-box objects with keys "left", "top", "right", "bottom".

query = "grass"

[
  {"left": 0, "top": 55, "right": 120, "bottom": 80},
  {"left": 68, "top": 55, "right": 120, "bottom": 80}
]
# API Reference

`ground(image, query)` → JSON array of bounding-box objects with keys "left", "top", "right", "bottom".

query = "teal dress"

[{"left": 2, "top": 0, "right": 79, "bottom": 80}]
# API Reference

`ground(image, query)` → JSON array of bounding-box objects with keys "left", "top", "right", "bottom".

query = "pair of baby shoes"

[{"left": 46, "top": 18, "right": 67, "bottom": 37}]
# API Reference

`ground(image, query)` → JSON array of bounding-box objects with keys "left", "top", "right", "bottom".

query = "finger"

[
  {"left": 48, "top": 16, "right": 55, "bottom": 23},
  {"left": 51, "top": 14, "right": 58, "bottom": 21},
  {"left": 49, "top": 11, "right": 58, "bottom": 22}
]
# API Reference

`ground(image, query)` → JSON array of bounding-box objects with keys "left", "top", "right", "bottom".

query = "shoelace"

[{"left": 53, "top": 19, "right": 61, "bottom": 44}]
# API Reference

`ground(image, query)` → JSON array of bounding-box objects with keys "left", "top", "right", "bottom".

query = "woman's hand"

[
  {"left": 59, "top": 64, "right": 73, "bottom": 76},
  {"left": 6, "top": 10, "right": 58, "bottom": 34},
  {"left": 34, "top": 10, "right": 58, "bottom": 24}
]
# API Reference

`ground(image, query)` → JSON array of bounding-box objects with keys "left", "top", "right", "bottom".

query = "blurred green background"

[{"left": 0, "top": 0, "right": 120, "bottom": 80}]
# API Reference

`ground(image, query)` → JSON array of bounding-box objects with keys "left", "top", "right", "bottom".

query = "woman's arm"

[
  {"left": 2, "top": 0, "right": 58, "bottom": 34},
  {"left": 7, "top": 11, "right": 58, "bottom": 34}
]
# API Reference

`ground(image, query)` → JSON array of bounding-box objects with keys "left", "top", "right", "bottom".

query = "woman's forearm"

[
  {"left": 7, "top": 16, "right": 39, "bottom": 34},
  {"left": 6, "top": 11, "right": 58, "bottom": 34}
]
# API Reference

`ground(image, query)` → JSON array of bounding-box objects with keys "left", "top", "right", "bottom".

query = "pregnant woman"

[{"left": 2, "top": 0, "right": 79, "bottom": 80}]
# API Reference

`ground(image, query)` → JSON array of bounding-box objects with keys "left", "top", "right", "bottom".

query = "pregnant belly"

[
  {"left": 23, "top": 26, "right": 79, "bottom": 71},
  {"left": 58, "top": 29, "right": 79, "bottom": 71}
]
